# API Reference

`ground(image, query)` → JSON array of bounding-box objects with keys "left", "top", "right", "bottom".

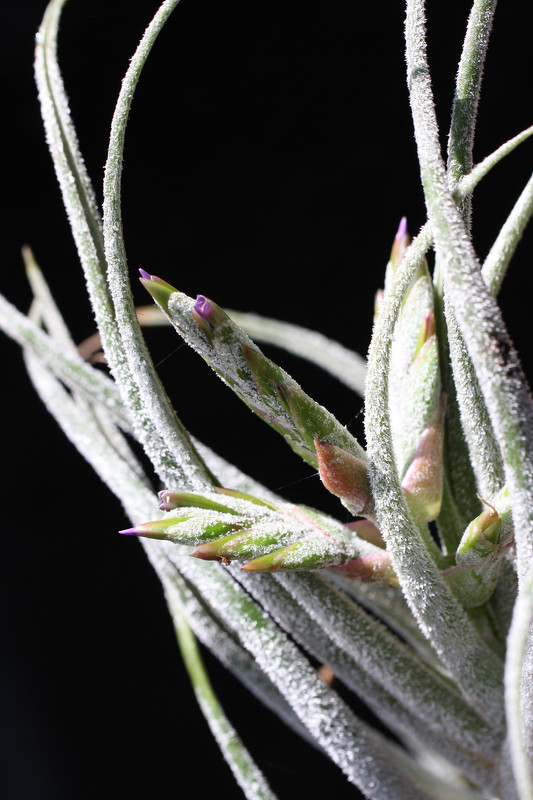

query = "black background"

[{"left": 1, "top": 1, "right": 533, "bottom": 798}]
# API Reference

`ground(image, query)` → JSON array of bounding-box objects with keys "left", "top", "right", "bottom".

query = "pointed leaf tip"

[
  {"left": 190, "top": 542, "right": 230, "bottom": 562},
  {"left": 397, "top": 216, "right": 408, "bottom": 239},
  {"left": 139, "top": 271, "right": 176, "bottom": 312},
  {"left": 157, "top": 489, "right": 238, "bottom": 514},
  {"left": 119, "top": 518, "right": 180, "bottom": 540},
  {"left": 138, "top": 269, "right": 174, "bottom": 286},
  {"left": 240, "top": 547, "right": 291, "bottom": 572},
  {"left": 390, "top": 217, "right": 411, "bottom": 271},
  {"left": 413, "top": 310, "right": 437, "bottom": 360}
]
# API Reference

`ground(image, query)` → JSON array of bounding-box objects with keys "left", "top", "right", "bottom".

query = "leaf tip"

[{"left": 138, "top": 270, "right": 176, "bottom": 311}]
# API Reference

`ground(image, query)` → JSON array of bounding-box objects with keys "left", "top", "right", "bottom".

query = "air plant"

[{"left": 2, "top": 0, "right": 533, "bottom": 797}]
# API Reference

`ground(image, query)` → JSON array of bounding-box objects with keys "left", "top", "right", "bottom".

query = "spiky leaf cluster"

[{"left": 2, "top": 1, "right": 533, "bottom": 799}]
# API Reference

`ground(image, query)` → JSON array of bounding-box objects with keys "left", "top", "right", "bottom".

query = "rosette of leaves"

[{"left": 2, "top": 1, "right": 533, "bottom": 799}]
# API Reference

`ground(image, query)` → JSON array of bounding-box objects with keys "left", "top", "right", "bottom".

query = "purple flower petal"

[
  {"left": 192, "top": 294, "right": 220, "bottom": 334},
  {"left": 193, "top": 295, "right": 214, "bottom": 323}
]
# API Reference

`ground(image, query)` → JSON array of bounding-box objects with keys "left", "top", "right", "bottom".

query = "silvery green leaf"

[
  {"left": 152, "top": 559, "right": 314, "bottom": 746},
  {"left": 231, "top": 569, "right": 494, "bottom": 789},
  {"left": 37, "top": 0, "right": 212, "bottom": 490},
  {"left": 446, "top": 0, "right": 498, "bottom": 226},
  {"left": 101, "top": 0, "right": 215, "bottom": 490},
  {"left": 504, "top": 566, "right": 533, "bottom": 800},
  {"left": 166, "top": 548, "right": 457, "bottom": 800},
  {"left": 274, "top": 572, "right": 501, "bottom": 760},
  {"left": 454, "top": 124, "right": 533, "bottom": 212},
  {"left": 0, "top": 293, "right": 130, "bottom": 430},
  {"left": 227, "top": 309, "right": 367, "bottom": 397},
  {"left": 444, "top": 304, "right": 505, "bottom": 500},
  {"left": 35, "top": 0, "right": 123, "bottom": 377},
  {"left": 482, "top": 171, "right": 533, "bottom": 297}
]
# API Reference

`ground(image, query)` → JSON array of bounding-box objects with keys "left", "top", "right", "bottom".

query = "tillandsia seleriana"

[{"left": 2, "top": 0, "right": 533, "bottom": 798}]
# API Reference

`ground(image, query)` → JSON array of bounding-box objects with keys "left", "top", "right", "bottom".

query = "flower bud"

[
  {"left": 383, "top": 218, "right": 410, "bottom": 301},
  {"left": 456, "top": 497, "right": 501, "bottom": 565},
  {"left": 413, "top": 310, "right": 437, "bottom": 361},
  {"left": 441, "top": 489, "right": 511, "bottom": 608},
  {"left": 315, "top": 439, "right": 375, "bottom": 519},
  {"left": 401, "top": 395, "right": 445, "bottom": 524},
  {"left": 191, "top": 295, "right": 228, "bottom": 340},
  {"left": 389, "top": 216, "right": 410, "bottom": 273},
  {"left": 374, "top": 288, "right": 384, "bottom": 320}
]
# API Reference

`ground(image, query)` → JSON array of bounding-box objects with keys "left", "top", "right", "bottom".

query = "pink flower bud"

[{"left": 315, "top": 439, "right": 374, "bottom": 518}]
